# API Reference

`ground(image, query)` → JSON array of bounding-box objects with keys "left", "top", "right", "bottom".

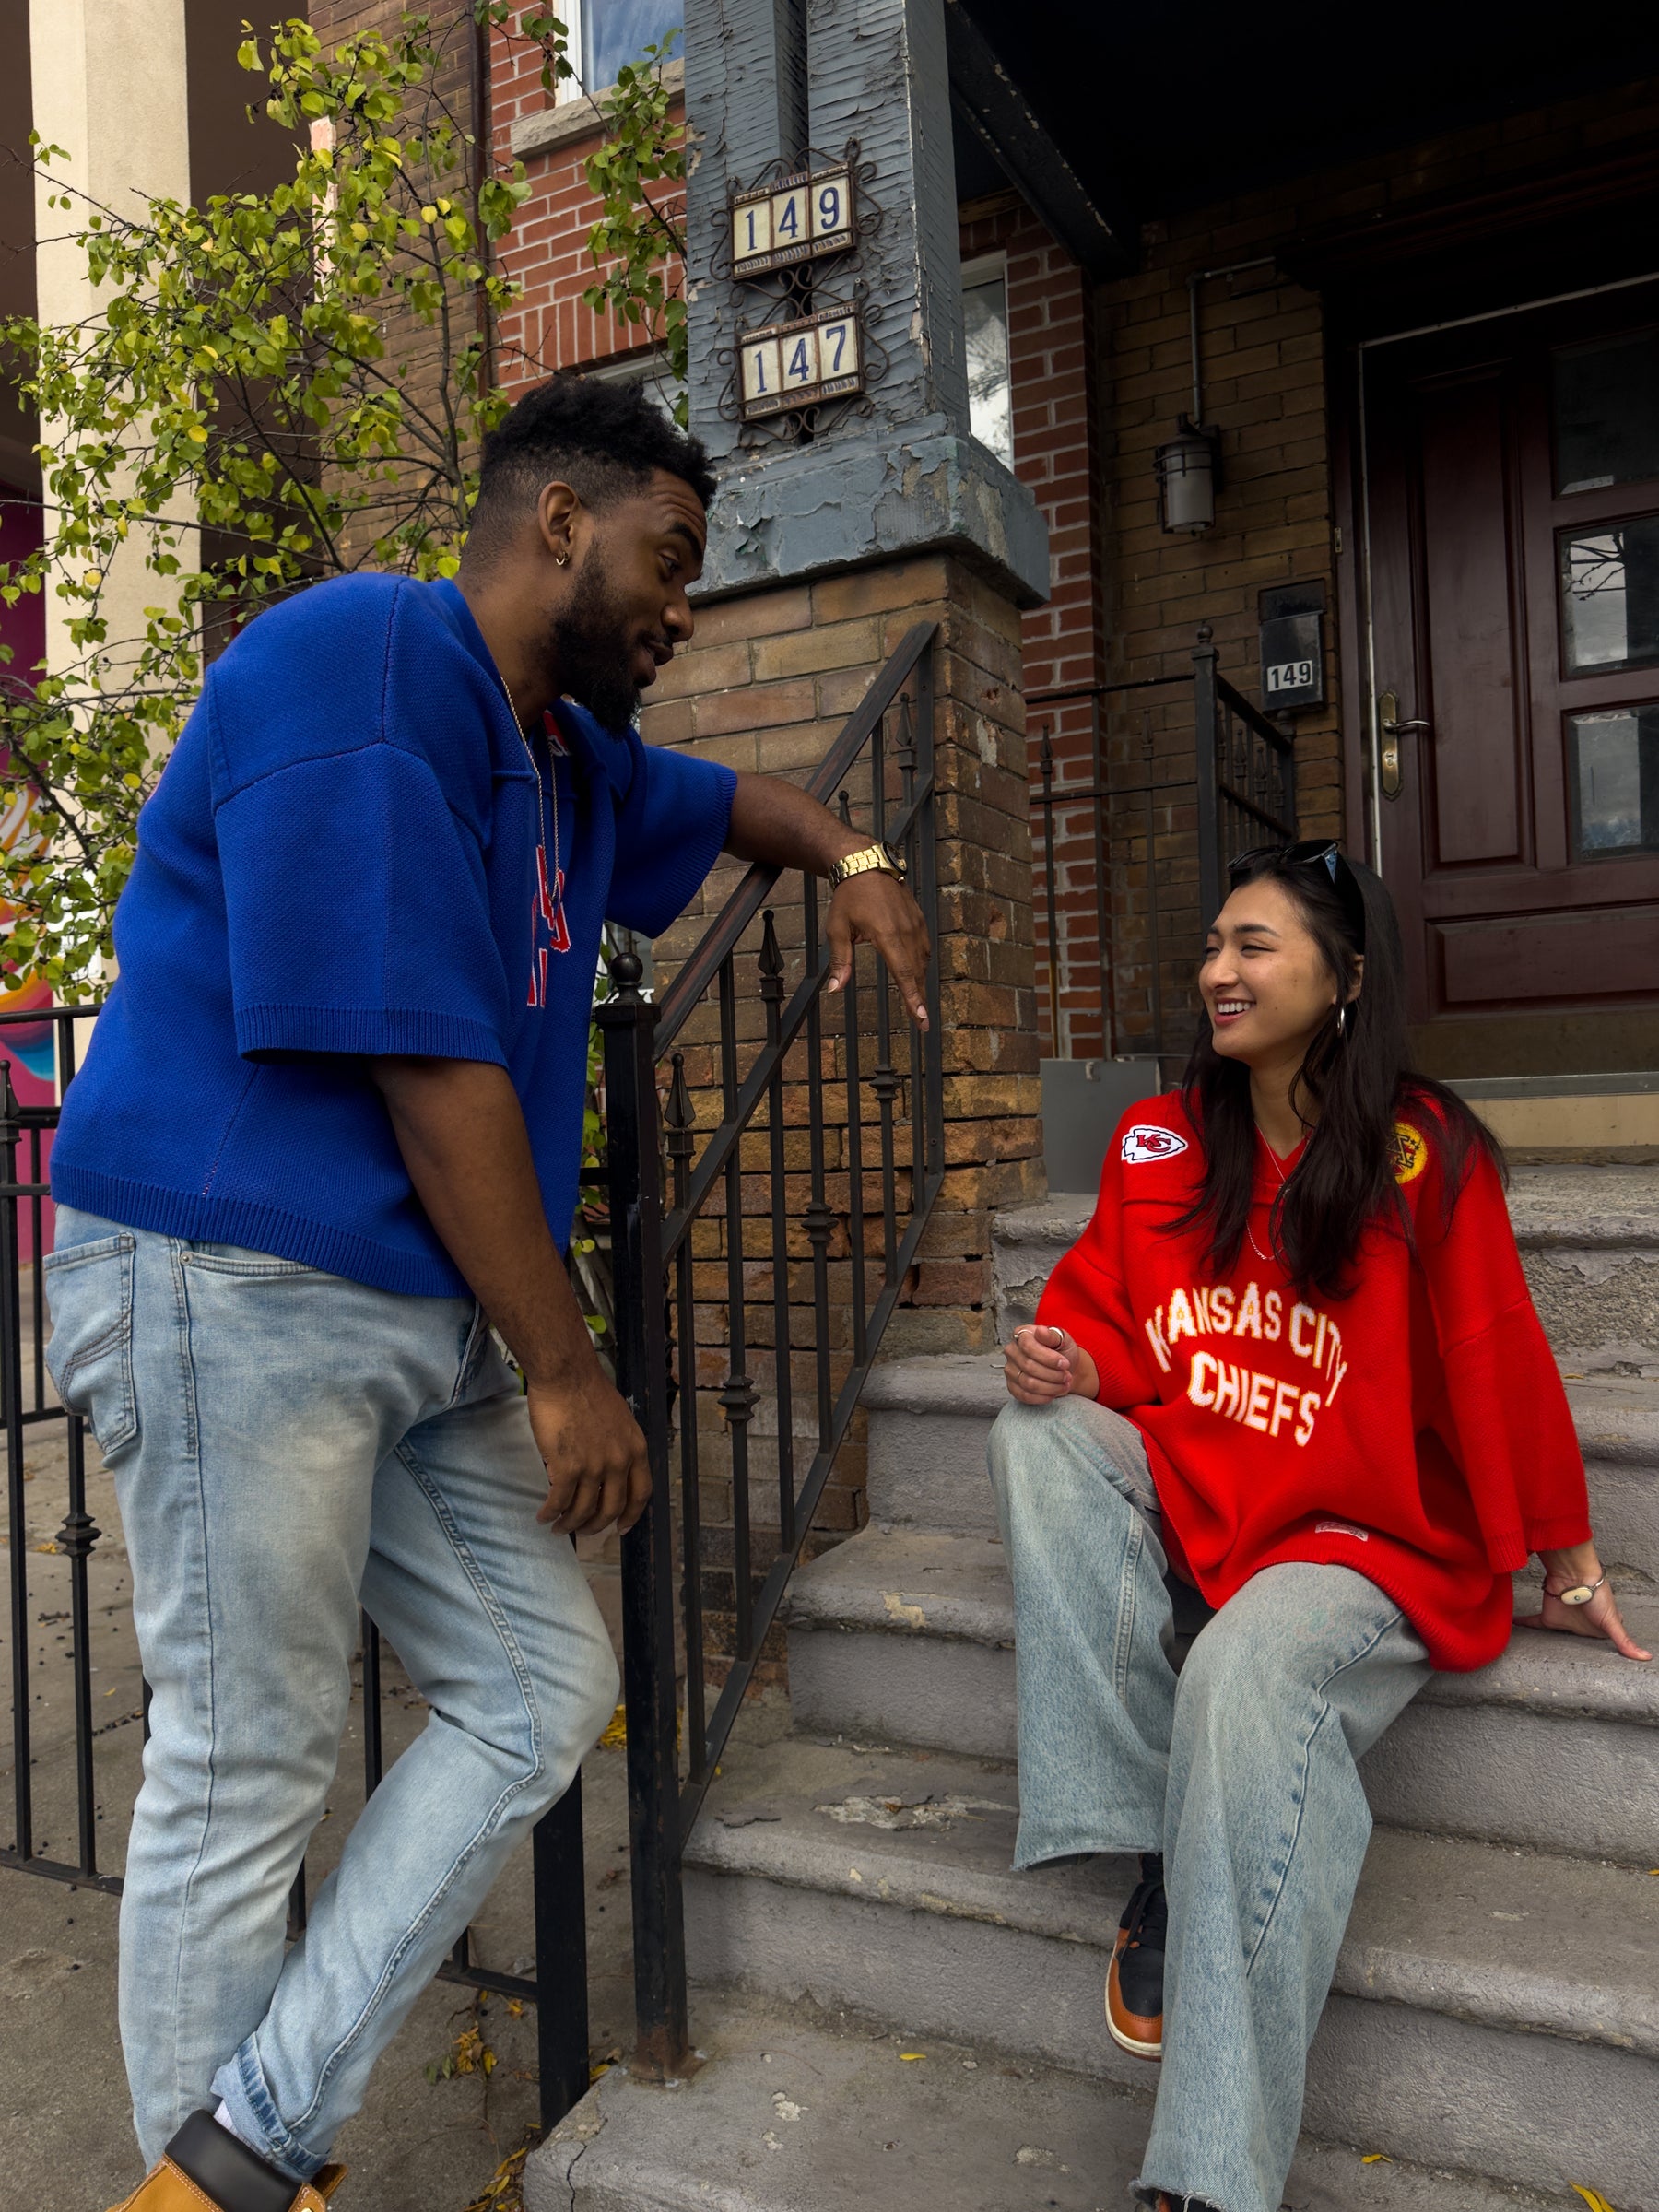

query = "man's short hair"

[{"left": 469, "top": 372, "right": 715, "bottom": 558}]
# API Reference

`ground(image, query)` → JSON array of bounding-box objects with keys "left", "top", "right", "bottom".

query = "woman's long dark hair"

[{"left": 1174, "top": 850, "right": 1503, "bottom": 1297}]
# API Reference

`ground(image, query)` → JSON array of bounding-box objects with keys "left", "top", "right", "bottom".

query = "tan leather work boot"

[
  {"left": 109, "top": 2167, "right": 344, "bottom": 2212},
  {"left": 108, "top": 2112, "right": 346, "bottom": 2212}
]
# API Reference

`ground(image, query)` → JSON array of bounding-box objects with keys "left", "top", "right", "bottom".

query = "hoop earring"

[
  {"left": 555, "top": 549, "right": 570, "bottom": 568},
  {"left": 1336, "top": 1003, "right": 1348, "bottom": 1039}
]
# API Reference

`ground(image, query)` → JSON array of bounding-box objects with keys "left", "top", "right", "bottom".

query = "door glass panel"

[
  {"left": 1553, "top": 328, "right": 1659, "bottom": 495},
  {"left": 1568, "top": 706, "right": 1659, "bottom": 855},
  {"left": 1559, "top": 513, "right": 1659, "bottom": 673}
]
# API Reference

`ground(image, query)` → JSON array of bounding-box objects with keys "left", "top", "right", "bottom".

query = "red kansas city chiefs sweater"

[{"left": 1035, "top": 1094, "right": 1591, "bottom": 1670}]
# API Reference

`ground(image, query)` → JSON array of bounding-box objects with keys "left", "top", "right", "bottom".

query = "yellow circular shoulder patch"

[{"left": 1390, "top": 1120, "right": 1430, "bottom": 1185}]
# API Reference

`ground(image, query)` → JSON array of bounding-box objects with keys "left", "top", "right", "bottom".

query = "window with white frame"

[
  {"left": 584, "top": 347, "right": 680, "bottom": 424},
  {"left": 560, "top": 1, "right": 681, "bottom": 100},
  {"left": 960, "top": 253, "right": 1013, "bottom": 470}
]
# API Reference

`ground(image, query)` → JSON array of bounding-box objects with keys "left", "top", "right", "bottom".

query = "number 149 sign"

[
  {"left": 739, "top": 304, "right": 864, "bottom": 421},
  {"left": 731, "top": 164, "right": 854, "bottom": 278}
]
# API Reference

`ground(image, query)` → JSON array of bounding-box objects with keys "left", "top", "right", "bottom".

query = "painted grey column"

[
  {"left": 683, "top": 0, "right": 808, "bottom": 476},
  {"left": 683, "top": 0, "right": 1047, "bottom": 605},
  {"left": 805, "top": 0, "right": 969, "bottom": 439}
]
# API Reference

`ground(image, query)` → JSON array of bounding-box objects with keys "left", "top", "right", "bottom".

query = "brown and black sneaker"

[
  {"left": 1106, "top": 1851, "right": 1166, "bottom": 2059},
  {"left": 108, "top": 2111, "right": 347, "bottom": 2212}
]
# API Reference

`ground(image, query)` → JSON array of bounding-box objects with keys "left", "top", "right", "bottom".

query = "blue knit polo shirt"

[{"left": 51, "top": 574, "right": 735, "bottom": 1294}]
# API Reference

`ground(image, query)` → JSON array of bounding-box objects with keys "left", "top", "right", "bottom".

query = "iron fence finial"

[
  {"left": 665, "top": 1051, "right": 695, "bottom": 1158},
  {"left": 608, "top": 948, "right": 645, "bottom": 1001},
  {"left": 759, "top": 909, "right": 784, "bottom": 1003}
]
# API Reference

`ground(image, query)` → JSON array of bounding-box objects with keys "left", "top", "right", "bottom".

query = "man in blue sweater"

[{"left": 46, "top": 374, "right": 930, "bottom": 2212}]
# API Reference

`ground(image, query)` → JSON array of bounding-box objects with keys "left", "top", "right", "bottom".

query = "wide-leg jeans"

[
  {"left": 988, "top": 1396, "right": 1431, "bottom": 2212},
  {"left": 44, "top": 1208, "right": 619, "bottom": 2183}
]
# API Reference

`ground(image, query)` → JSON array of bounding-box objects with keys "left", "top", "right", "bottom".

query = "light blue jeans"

[
  {"left": 44, "top": 1208, "right": 618, "bottom": 2183},
  {"left": 988, "top": 1396, "right": 1431, "bottom": 2212}
]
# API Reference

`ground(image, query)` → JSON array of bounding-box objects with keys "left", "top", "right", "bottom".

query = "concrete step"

[
  {"left": 862, "top": 1356, "right": 1659, "bottom": 1590},
  {"left": 676, "top": 1735, "right": 1659, "bottom": 2207},
  {"left": 782, "top": 1525, "right": 1659, "bottom": 1862},
  {"left": 992, "top": 1163, "right": 1659, "bottom": 1368},
  {"left": 526, "top": 1986, "right": 1594, "bottom": 2212}
]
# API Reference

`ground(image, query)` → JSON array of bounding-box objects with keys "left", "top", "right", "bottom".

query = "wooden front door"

[{"left": 1364, "top": 284, "right": 1659, "bottom": 1076}]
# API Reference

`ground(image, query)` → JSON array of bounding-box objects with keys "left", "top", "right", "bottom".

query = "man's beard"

[{"left": 547, "top": 547, "right": 643, "bottom": 734}]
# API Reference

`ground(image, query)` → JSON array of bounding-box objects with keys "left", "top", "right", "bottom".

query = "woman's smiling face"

[{"left": 1199, "top": 877, "right": 1349, "bottom": 1067}]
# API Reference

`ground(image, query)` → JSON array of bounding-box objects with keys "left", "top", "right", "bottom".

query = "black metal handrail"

[
  {"left": 1029, "top": 631, "right": 1296, "bottom": 1062},
  {"left": 1192, "top": 627, "right": 1297, "bottom": 924},
  {"left": 604, "top": 622, "right": 944, "bottom": 2077}
]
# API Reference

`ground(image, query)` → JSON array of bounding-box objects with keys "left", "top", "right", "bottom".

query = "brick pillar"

[{"left": 640, "top": 552, "right": 1041, "bottom": 1677}]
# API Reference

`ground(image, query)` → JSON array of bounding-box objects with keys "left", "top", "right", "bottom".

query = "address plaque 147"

[{"left": 738, "top": 302, "right": 863, "bottom": 420}]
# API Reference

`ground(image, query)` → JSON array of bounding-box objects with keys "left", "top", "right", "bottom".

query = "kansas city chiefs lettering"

[{"left": 1122, "top": 1124, "right": 1190, "bottom": 1165}]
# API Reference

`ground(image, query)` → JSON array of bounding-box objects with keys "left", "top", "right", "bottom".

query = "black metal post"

[
  {"left": 531, "top": 1775, "right": 591, "bottom": 2125},
  {"left": 664, "top": 1054, "right": 706, "bottom": 1781},
  {"left": 601, "top": 952, "right": 689, "bottom": 2081},
  {"left": 1192, "top": 625, "right": 1224, "bottom": 931},
  {"left": 2, "top": 1060, "right": 31, "bottom": 1861},
  {"left": 1040, "top": 727, "right": 1061, "bottom": 1055}
]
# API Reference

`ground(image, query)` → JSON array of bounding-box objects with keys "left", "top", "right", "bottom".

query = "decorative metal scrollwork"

[{"left": 715, "top": 140, "right": 888, "bottom": 446}]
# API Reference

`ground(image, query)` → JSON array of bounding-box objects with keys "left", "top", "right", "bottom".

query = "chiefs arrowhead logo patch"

[
  {"left": 1122, "top": 1124, "right": 1190, "bottom": 1165},
  {"left": 1390, "top": 1120, "right": 1429, "bottom": 1185}
]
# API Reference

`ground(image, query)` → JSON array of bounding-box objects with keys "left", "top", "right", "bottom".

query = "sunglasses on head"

[{"left": 1228, "top": 838, "right": 1367, "bottom": 951}]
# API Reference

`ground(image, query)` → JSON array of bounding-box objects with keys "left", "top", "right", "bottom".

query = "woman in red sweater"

[{"left": 989, "top": 841, "right": 1646, "bottom": 2212}]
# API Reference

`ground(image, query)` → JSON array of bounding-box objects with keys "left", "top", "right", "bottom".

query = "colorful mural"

[{"left": 0, "top": 483, "right": 61, "bottom": 1254}]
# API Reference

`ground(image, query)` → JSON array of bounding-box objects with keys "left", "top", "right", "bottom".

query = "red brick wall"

[
  {"left": 959, "top": 191, "right": 1107, "bottom": 1062},
  {"left": 488, "top": 9, "right": 684, "bottom": 392}
]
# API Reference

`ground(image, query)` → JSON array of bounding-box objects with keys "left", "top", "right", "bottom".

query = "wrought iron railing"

[
  {"left": 0, "top": 618, "right": 943, "bottom": 2116},
  {"left": 0, "top": 1004, "right": 591, "bottom": 2127},
  {"left": 1192, "top": 627, "right": 1297, "bottom": 925},
  {"left": 603, "top": 619, "right": 943, "bottom": 2076},
  {"left": 1030, "top": 627, "right": 1296, "bottom": 1065}
]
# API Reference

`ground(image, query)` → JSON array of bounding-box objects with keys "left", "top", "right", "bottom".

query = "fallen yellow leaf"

[
  {"left": 900, "top": 2052, "right": 924, "bottom": 2061},
  {"left": 1571, "top": 2188, "right": 1617, "bottom": 2212},
  {"left": 1361, "top": 2154, "right": 1393, "bottom": 2165},
  {"left": 597, "top": 1703, "right": 627, "bottom": 1749}
]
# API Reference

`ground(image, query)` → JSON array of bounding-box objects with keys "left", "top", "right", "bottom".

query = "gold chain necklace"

[{"left": 1247, "top": 1128, "right": 1292, "bottom": 1266}]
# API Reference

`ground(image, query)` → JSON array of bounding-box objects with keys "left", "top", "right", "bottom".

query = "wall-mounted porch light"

[
  {"left": 1156, "top": 415, "right": 1220, "bottom": 534},
  {"left": 1157, "top": 255, "right": 1277, "bottom": 535}
]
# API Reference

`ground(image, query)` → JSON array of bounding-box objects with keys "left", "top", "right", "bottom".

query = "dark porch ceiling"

[{"left": 950, "top": 0, "right": 1659, "bottom": 274}]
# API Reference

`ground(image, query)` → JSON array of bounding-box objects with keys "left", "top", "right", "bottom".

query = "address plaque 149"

[{"left": 730, "top": 163, "right": 855, "bottom": 279}]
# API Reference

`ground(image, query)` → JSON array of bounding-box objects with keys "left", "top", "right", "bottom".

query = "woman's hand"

[
  {"left": 1516, "top": 1541, "right": 1652, "bottom": 1662},
  {"left": 1003, "top": 1323, "right": 1100, "bottom": 1406}
]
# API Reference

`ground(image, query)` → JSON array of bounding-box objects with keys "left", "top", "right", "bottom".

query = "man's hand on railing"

[
  {"left": 724, "top": 769, "right": 933, "bottom": 1029},
  {"left": 530, "top": 1367, "right": 653, "bottom": 1537},
  {"left": 826, "top": 869, "right": 932, "bottom": 1029}
]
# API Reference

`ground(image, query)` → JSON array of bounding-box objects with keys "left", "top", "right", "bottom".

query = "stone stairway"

[{"left": 530, "top": 1165, "right": 1659, "bottom": 2212}]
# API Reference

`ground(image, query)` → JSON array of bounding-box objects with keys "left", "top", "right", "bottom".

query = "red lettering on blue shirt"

[{"left": 527, "top": 842, "right": 571, "bottom": 1006}]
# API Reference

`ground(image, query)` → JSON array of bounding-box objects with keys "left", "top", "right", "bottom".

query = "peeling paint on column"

[{"left": 683, "top": 0, "right": 1048, "bottom": 605}]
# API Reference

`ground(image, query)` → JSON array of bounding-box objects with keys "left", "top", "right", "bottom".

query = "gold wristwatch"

[{"left": 828, "top": 841, "right": 905, "bottom": 889}]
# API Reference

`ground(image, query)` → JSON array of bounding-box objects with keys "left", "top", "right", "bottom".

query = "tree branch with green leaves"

[{"left": 0, "top": 4, "right": 685, "bottom": 997}]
